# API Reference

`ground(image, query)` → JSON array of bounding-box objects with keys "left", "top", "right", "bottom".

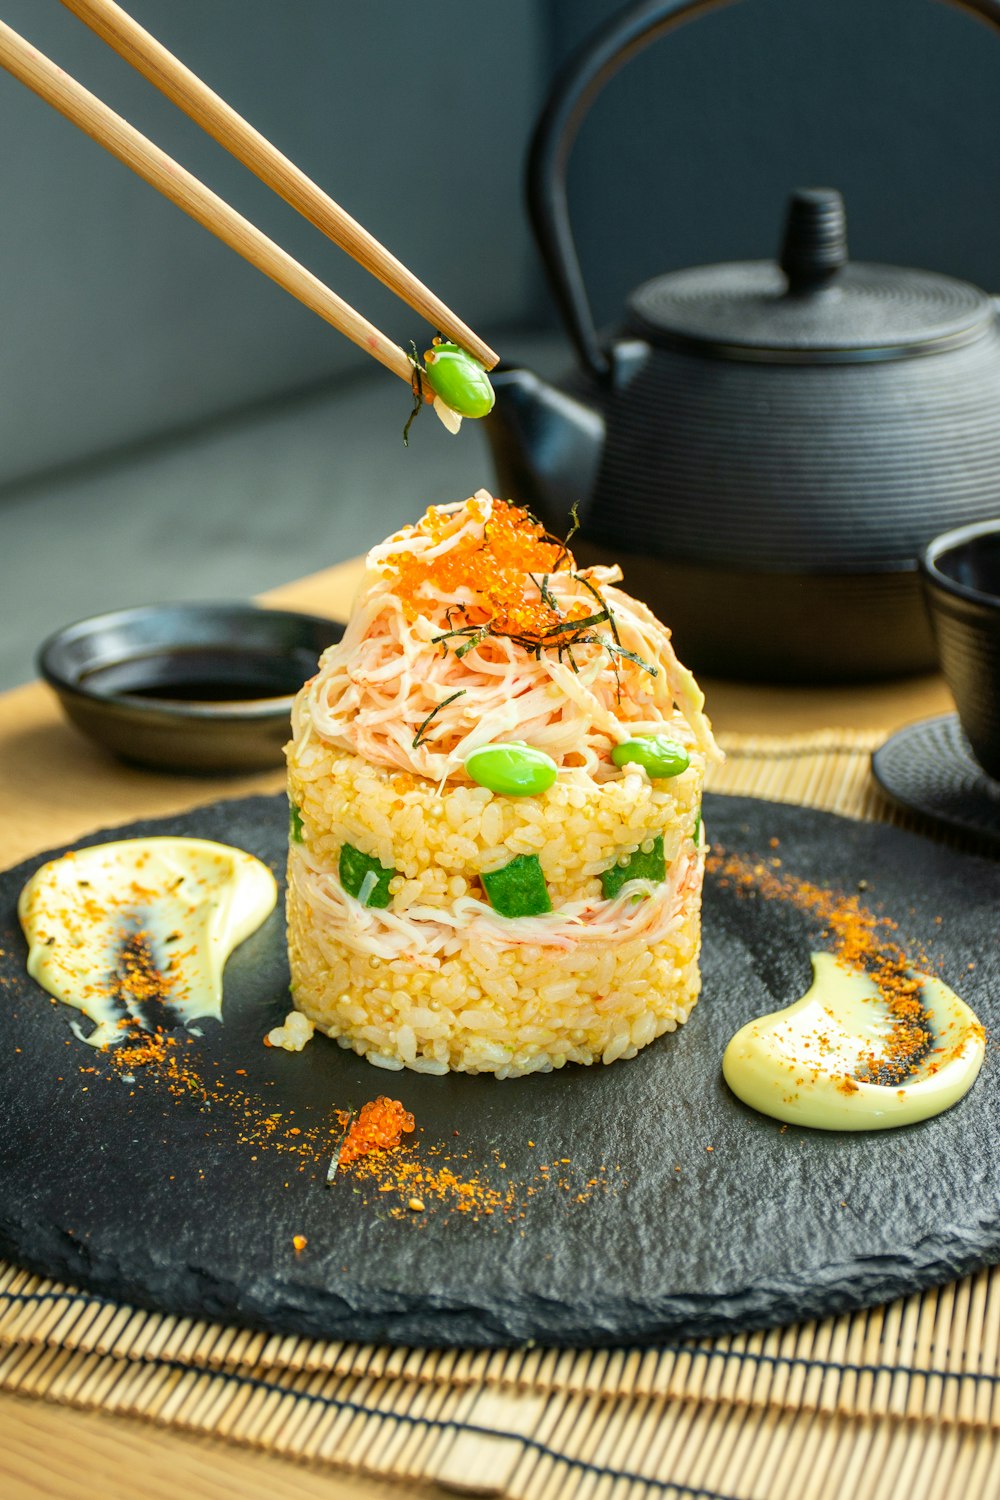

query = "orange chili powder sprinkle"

[
  {"left": 381, "top": 499, "right": 591, "bottom": 643},
  {"left": 88, "top": 1037, "right": 615, "bottom": 1220},
  {"left": 338, "top": 1095, "right": 415, "bottom": 1168},
  {"left": 708, "top": 848, "right": 940, "bottom": 1088},
  {"left": 112, "top": 1029, "right": 176, "bottom": 1072}
]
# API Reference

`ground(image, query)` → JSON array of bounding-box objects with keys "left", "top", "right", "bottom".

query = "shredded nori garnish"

[
  {"left": 550, "top": 502, "right": 580, "bottom": 573},
  {"left": 573, "top": 569, "right": 622, "bottom": 646},
  {"left": 403, "top": 340, "right": 425, "bottom": 446},
  {"left": 528, "top": 571, "right": 558, "bottom": 611},
  {"left": 420, "top": 503, "right": 658, "bottom": 689},
  {"left": 412, "top": 688, "right": 467, "bottom": 748}
]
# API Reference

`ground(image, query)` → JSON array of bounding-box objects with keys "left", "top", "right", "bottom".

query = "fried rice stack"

[{"left": 286, "top": 492, "right": 719, "bottom": 1077}]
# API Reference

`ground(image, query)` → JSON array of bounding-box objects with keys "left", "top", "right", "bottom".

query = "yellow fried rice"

[{"left": 286, "top": 739, "right": 706, "bottom": 1077}]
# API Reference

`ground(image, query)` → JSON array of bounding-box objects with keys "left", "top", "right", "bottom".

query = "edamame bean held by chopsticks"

[
  {"left": 425, "top": 341, "right": 496, "bottom": 417},
  {"left": 405, "top": 337, "right": 496, "bottom": 443}
]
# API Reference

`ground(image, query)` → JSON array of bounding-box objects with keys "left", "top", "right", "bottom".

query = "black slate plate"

[
  {"left": 872, "top": 712, "right": 1000, "bottom": 850},
  {"left": 0, "top": 792, "right": 998, "bottom": 1349}
]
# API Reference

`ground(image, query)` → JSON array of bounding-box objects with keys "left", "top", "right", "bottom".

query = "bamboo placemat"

[{"left": 2, "top": 729, "right": 998, "bottom": 1499}]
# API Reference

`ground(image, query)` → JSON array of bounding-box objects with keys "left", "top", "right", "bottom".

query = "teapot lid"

[{"left": 628, "top": 189, "right": 993, "bottom": 363}]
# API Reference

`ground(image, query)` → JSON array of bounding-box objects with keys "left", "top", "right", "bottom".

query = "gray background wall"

[
  {"left": 4, "top": 0, "right": 1000, "bottom": 487},
  {"left": 2, "top": 0, "right": 1000, "bottom": 691},
  {"left": 552, "top": 0, "right": 1000, "bottom": 331}
]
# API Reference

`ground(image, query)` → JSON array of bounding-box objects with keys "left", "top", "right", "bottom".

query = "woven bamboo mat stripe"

[
  {"left": 2, "top": 1341, "right": 999, "bottom": 1498},
  {"left": 3, "top": 728, "right": 998, "bottom": 1497},
  {"left": 4, "top": 1260, "right": 1000, "bottom": 1427}
]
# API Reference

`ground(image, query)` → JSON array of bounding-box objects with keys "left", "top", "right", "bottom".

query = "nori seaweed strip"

[
  {"left": 520, "top": 503, "right": 576, "bottom": 559},
  {"left": 542, "top": 610, "right": 611, "bottom": 637},
  {"left": 550, "top": 502, "right": 580, "bottom": 573},
  {"left": 432, "top": 618, "right": 655, "bottom": 677},
  {"left": 454, "top": 629, "right": 490, "bottom": 659},
  {"left": 412, "top": 689, "right": 466, "bottom": 748},
  {"left": 559, "top": 643, "right": 581, "bottom": 673},
  {"left": 598, "top": 640, "right": 658, "bottom": 677},
  {"left": 431, "top": 617, "right": 654, "bottom": 672},
  {"left": 529, "top": 571, "right": 559, "bottom": 612},
  {"left": 557, "top": 631, "right": 657, "bottom": 677},
  {"left": 428, "top": 575, "right": 656, "bottom": 679},
  {"left": 403, "top": 341, "right": 424, "bottom": 446},
  {"left": 431, "top": 626, "right": 482, "bottom": 646},
  {"left": 574, "top": 571, "right": 621, "bottom": 646}
]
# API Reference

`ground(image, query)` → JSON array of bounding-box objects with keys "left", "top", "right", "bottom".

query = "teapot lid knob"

[
  {"left": 628, "top": 181, "right": 991, "bottom": 360},
  {"left": 780, "top": 188, "right": 848, "bottom": 294}
]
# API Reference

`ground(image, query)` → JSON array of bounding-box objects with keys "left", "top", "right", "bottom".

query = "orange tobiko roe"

[
  {"left": 339, "top": 1096, "right": 416, "bottom": 1168},
  {"left": 381, "top": 499, "right": 592, "bottom": 643}
]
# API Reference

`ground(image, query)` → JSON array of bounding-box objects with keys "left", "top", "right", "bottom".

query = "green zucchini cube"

[
  {"left": 601, "top": 835, "right": 666, "bottom": 900},
  {"left": 481, "top": 853, "right": 552, "bottom": 918},
  {"left": 288, "top": 801, "right": 304, "bottom": 844},
  {"left": 339, "top": 842, "right": 396, "bottom": 909}
]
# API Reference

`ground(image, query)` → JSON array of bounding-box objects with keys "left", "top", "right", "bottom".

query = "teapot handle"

[{"left": 527, "top": 0, "right": 1000, "bottom": 381}]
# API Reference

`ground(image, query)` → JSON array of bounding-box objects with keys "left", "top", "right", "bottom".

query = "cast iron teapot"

[{"left": 485, "top": 0, "right": 1000, "bottom": 681}]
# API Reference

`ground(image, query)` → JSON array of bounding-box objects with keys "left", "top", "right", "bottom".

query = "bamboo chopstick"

[{"left": 59, "top": 0, "right": 498, "bottom": 372}]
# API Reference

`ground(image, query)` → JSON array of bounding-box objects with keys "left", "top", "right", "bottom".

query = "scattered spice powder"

[
  {"left": 76, "top": 1008, "right": 616, "bottom": 1226},
  {"left": 105, "top": 1028, "right": 341, "bottom": 1161},
  {"left": 344, "top": 1134, "right": 508, "bottom": 1219},
  {"left": 340, "top": 1136, "right": 612, "bottom": 1222},
  {"left": 708, "top": 846, "right": 941, "bottom": 1087},
  {"left": 292, "top": 1234, "right": 307, "bottom": 1253},
  {"left": 96, "top": 1036, "right": 533, "bottom": 1216}
]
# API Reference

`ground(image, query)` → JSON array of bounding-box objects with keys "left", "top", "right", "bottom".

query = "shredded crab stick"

[
  {"left": 295, "top": 492, "right": 720, "bottom": 781},
  {"left": 290, "top": 840, "right": 703, "bottom": 966}
]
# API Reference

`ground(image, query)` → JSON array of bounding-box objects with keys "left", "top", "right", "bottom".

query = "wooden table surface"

[{"left": 0, "top": 556, "right": 955, "bottom": 1499}]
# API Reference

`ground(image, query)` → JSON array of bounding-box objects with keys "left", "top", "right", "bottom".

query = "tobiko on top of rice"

[{"left": 285, "top": 490, "right": 721, "bottom": 1078}]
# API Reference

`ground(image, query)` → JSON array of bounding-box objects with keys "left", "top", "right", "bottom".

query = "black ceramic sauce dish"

[
  {"left": 921, "top": 521, "right": 1000, "bottom": 781},
  {"left": 39, "top": 603, "right": 344, "bottom": 774}
]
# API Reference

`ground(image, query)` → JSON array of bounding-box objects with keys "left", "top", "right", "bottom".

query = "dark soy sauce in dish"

[{"left": 82, "top": 649, "right": 311, "bottom": 704}]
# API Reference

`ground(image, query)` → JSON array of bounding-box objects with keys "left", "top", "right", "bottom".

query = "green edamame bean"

[
  {"left": 465, "top": 742, "right": 557, "bottom": 797},
  {"left": 423, "top": 342, "right": 495, "bottom": 418},
  {"left": 611, "top": 735, "right": 690, "bottom": 779}
]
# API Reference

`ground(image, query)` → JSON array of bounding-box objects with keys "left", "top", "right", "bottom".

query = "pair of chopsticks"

[{"left": 0, "top": 0, "right": 498, "bottom": 386}]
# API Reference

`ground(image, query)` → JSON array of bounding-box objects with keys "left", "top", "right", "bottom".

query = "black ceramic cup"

[{"left": 920, "top": 521, "right": 1000, "bottom": 781}]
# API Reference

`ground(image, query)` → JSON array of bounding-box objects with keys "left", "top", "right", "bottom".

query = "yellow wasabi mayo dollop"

[
  {"left": 18, "top": 837, "right": 277, "bottom": 1047},
  {"left": 722, "top": 952, "right": 985, "bottom": 1131}
]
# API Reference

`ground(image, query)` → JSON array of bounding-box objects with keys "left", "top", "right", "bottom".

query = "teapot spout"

[{"left": 484, "top": 367, "right": 604, "bottom": 528}]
